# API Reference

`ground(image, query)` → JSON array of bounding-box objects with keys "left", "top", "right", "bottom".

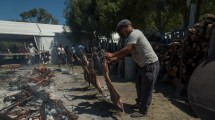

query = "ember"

[{"left": 0, "top": 64, "right": 78, "bottom": 120}]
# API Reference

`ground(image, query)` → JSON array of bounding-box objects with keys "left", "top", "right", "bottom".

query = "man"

[
  {"left": 57, "top": 44, "right": 66, "bottom": 67},
  {"left": 105, "top": 19, "right": 160, "bottom": 118},
  {"left": 77, "top": 44, "right": 85, "bottom": 57},
  {"left": 28, "top": 43, "right": 38, "bottom": 64},
  {"left": 12, "top": 45, "right": 17, "bottom": 61}
]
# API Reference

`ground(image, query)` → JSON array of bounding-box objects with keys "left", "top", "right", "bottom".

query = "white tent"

[{"left": 0, "top": 20, "right": 72, "bottom": 63}]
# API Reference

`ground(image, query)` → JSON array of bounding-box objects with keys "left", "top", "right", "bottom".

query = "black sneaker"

[
  {"left": 130, "top": 104, "right": 140, "bottom": 109},
  {"left": 130, "top": 111, "right": 147, "bottom": 118}
]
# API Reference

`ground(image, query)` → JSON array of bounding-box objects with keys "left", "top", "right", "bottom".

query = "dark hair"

[{"left": 117, "top": 25, "right": 128, "bottom": 32}]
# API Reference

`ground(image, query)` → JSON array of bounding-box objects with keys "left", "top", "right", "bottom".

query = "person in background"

[
  {"left": 0, "top": 51, "right": 3, "bottom": 65},
  {"left": 12, "top": 45, "right": 17, "bottom": 61},
  {"left": 7, "top": 48, "right": 11, "bottom": 53},
  {"left": 105, "top": 19, "right": 160, "bottom": 118},
  {"left": 57, "top": 44, "right": 66, "bottom": 68},
  {"left": 71, "top": 46, "right": 76, "bottom": 54},
  {"left": 77, "top": 44, "right": 85, "bottom": 57},
  {"left": 27, "top": 43, "right": 38, "bottom": 65},
  {"left": 92, "top": 47, "right": 102, "bottom": 73},
  {"left": 41, "top": 51, "right": 51, "bottom": 64}
]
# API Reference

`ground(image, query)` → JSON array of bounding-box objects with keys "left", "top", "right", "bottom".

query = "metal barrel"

[
  {"left": 124, "top": 56, "right": 136, "bottom": 81},
  {"left": 188, "top": 30, "right": 215, "bottom": 119}
]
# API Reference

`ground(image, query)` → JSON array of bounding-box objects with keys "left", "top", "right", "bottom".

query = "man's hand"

[
  {"left": 105, "top": 52, "right": 114, "bottom": 59},
  {"left": 108, "top": 57, "right": 118, "bottom": 63}
]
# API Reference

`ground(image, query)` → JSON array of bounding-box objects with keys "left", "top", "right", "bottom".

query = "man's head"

[
  {"left": 29, "top": 43, "right": 33, "bottom": 47},
  {"left": 116, "top": 19, "right": 133, "bottom": 37}
]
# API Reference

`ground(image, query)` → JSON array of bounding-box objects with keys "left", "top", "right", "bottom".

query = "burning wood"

[{"left": 0, "top": 64, "right": 78, "bottom": 120}]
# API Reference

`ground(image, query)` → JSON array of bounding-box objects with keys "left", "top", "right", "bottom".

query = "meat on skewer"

[
  {"left": 102, "top": 58, "right": 124, "bottom": 112},
  {"left": 73, "top": 52, "right": 105, "bottom": 97}
]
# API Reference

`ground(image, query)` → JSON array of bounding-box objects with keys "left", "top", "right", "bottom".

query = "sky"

[{"left": 0, "top": 0, "right": 66, "bottom": 24}]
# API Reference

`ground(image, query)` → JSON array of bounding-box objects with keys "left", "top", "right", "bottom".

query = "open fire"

[{"left": 0, "top": 64, "right": 78, "bottom": 120}]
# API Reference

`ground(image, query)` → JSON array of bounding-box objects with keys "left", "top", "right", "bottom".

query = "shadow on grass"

[
  {"left": 74, "top": 100, "right": 124, "bottom": 119},
  {"left": 64, "top": 87, "right": 89, "bottom": 92},
  {"left": 67, "top": 94, "right": 97, "bottom": 101},
  {"left": 109, "top": 73, "right": 199, "bottom": 118},
  {"left": 154, "top": 82, "right": 199, "bottom": 118},
  {"left": 109, "top": 75, "right": 135, "bottom": 83}
]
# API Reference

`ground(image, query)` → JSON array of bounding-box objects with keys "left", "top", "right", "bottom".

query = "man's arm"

[
  {"left": 34, "top": 47, "right": 38, "bottom": 53},
  {"left": 106, "top": 44, "right": 134, "bottom": 58},
  {"left": 108, "top": 55, "right": 125, "bottom": 63}
]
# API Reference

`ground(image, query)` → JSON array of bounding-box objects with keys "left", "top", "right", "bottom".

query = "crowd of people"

[{"left": 0, "top": 43, "right": 51, "bottom": 65}]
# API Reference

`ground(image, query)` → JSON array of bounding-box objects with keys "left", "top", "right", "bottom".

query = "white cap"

[
  {"left": 30, "top": 43, "right": 33, "bottom": 46},
  {"left": 57, "top": 47, "right": 61, "bottom": 51}
]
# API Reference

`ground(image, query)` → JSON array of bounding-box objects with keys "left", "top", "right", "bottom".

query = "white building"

[{"left": 0, "top": 20, "right": 72, "bottom": 63}]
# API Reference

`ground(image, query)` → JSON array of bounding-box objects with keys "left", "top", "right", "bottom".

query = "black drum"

[{"left": 188, "top": 54, "right": 215, "bottom": 120}]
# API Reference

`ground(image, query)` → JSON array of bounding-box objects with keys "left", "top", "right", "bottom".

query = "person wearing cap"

[
  {"left": 77, "top": 44, "right": 85, "bottom": 57},
  {"left": 28, "top": 43, "right": 38, "bottom": 64},
  {"left": 105, "top": 19, "right": 160, "bottom": 117}
]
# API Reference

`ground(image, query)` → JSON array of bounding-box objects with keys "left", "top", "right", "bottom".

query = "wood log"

[
  {"left": 189, "top": 28, "right": 198, "bottom": 34},
  {"left": 203, "top": 14, "right": 215, "bottom": 22},
  {"left": 57, "top": 100, "right": 79, "bottom": 120},
  {"left": 206, "top": 23, "right": 215, "bottom": 38}
]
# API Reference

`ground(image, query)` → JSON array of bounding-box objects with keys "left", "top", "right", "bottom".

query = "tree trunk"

[
  {"left": 195, "top": 0, "right": 203, "bottom": 22},
  {"left": 181, "top": 0, "right": 189, "bottom": 30}
]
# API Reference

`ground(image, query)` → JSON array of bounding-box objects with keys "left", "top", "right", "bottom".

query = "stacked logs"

[
  {"left": 155, "top": 14, "right": 215, "bottom": 97},
  {"left": 181, "top": 14, "right": 215, "bottom": 85},
  {"left": 154, "top": 42, "right": 182, "bottom": 81}
]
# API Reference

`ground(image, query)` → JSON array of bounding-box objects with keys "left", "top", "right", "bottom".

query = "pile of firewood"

[
  {"left": 155, "top": 14, "right": 215, "bottom": 96},
  {"left": 0, "top": 64, "right": 78, "bottom": 120},
  {"left": 154, "top": 42, "right": 181, "bottom": 80},
  {"left": 181, "top": 14, "right": 215, "bottom": 84}
]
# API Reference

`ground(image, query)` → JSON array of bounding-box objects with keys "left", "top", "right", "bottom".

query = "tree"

[
  {"left": 20, "top": 8, "right": 59, "bottom": 24},
  {"left": 64, "top": 0, "right": 215, "bottom": 43},
  {"left": 64, "top": 0, "right": 96, "bottom": 44},
  {"left": 64, "top": 0, "right": 122, "bottom": 45}
]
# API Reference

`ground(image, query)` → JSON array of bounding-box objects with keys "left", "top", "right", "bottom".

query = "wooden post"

[{"left": 188, "top": 4, "right": 197, "bottom": 28}]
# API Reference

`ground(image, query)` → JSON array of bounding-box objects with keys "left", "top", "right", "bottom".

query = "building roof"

[{"left": 0, "top": 20, "right": 71, "bottom": 36}]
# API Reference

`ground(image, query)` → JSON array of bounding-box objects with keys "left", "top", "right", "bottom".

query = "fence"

[{"left": 162, "top": 30, "right": 185, "bottom": 44}]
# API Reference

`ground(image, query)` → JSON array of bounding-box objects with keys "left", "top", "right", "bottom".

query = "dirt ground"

[{"left": 0, "top": 64, "right": 200, "bottom": 120}]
